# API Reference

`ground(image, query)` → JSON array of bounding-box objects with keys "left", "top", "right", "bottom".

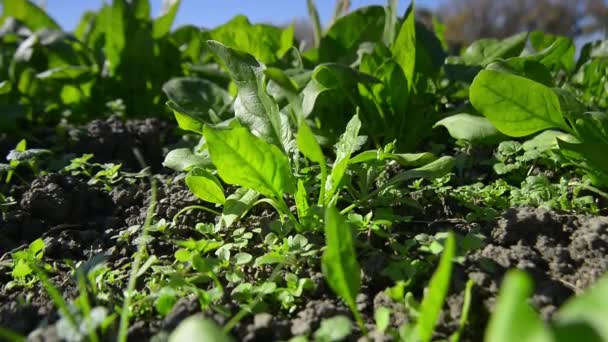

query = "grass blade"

[
  {"left": 117, "top": 177, "right": 158, "bottom": 342},
  {"left": 416, "top": 232, "right": 456, "bottom": 342},
  {"left": 307, "top": 0, "right": 322, "bottom": 48}
]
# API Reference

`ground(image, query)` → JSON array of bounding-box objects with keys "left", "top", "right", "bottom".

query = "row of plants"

[{"left": 1, "top": 0, "right": 607, "bottom": 341}]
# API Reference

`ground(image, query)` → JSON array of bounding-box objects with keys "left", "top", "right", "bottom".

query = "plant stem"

[
  {"left": 29, "top": 262, "right": 78, "bottom": 329},
  {"left": 569, "top": 181, "right": 608, "bottom": 200},
  {"left": 172, "top": 205, "right": 221, "bottom": 225},
  {"left": 306, "top": 0, "right": 322, "bottom": 48},
  {"left": 77, "top": 271, "right": 99, "bottom": 342},
  {"left": 117, "top": 177, "right": 158, "bottom": 342}
]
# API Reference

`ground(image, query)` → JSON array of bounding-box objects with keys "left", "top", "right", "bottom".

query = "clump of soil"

[
  {"left": 440, "top": 207, "right": 608, "bottom": 341},
  {"left": 68, "top": 115, "right": 169, "bottom": 171}
]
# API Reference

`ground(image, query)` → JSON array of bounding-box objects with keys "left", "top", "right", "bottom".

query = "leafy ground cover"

[{"left": 1, "top": 0, "right": 608, "bottom": 341}]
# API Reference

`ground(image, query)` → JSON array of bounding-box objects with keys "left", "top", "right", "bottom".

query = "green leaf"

[
  {"left": 484, "top": 270, "right": 552, "bottom": 342},
  {"left": 174, "top": 249, "right": 191, "bottom": 262},
  {"left": 209, "top": 16, "right": 292, "bottom": 64},
  {"left": 391, "top": 0, "right": 416, "bottom": 90},
  {"left": 470, "top": 70, "right": 569, "bottom": 137},
  {"left": 434, "top": 113, "right": 506, "bottom": 145},
  {"left": 553, "top": 273, "right": 608, "bottom": 341},
  {"left": 166, "top": 102, "right": 205, "bottom": 134},
  {"left": 12, "top": 259, "right": 32, "bottom": 278},
  {"left": 220, "top": 188, "right": 259, "bottom": 228},
  {"left": 28, "top": 238, "right": 45, "bottom": 255},
  {"left": 0, "top": 0, "right": 60, "bottom": 31},
  {"left": 322, "top": 206, "right": 363, "bottom": 329},
  {"left": 382, "top": 0, "right": 399, "bottom": 47},
  {"left": 155, "top": 287, "right": 178, "bottom": 316},
  {"left": 185, "top": 167, "right": 225, "bottom": 205},
  {"left": 326, "top": 114, "right": 362, "bottom": 204},
  {"left": 306, "top": 0, "right": 322, "bottom": 48},
  {"left": 461, "top": 32, "right": 527, "bottom": 66},
  {"left": 163, "top": 77, "right": 234, "bottom": 127},
  {"left": 204, "top": 122, "right": 295, "bottom": 198},
  {"left": 383, "top": 156, "right": 455, "bottom": 189},
  {"left": 570, "top": 112, "right": 608, "bottom": 145},
  {"left": 234, "top": 252, "right": 253, "bottom": 266},
  {"left": 6, "top": 149, "right": 51, "bottom": 162},
  {"left": 314, "top": 316, "right": 353, "bottom": 342},
  {"left": 295, "top": 179, "right": 310, "bottom": 221},
  {"left": 416, "top": 233, "right": 456, "bottom": 342},
  {"left": 207, "top": 40, "right": 286, "bottom": 149},
  {"left": 163, "top": 148, "right": 211, "bottom": 171},
  {"left": 153, "top": 0, "right": 180, "bottom": 39},
  {"left": 297, "top": 121, "right": 328, "bottom": 204},
  {"left": 103, "top": 0, "right": 126, "bottom": 76},
  {"left": 302, "top": 63, "right": 377, "bottom": 117},
  {"left": 169, "top": 315, "right": 232, "bottom": 342},
  {"left": 528, "top": 31, "right": 575, "bottom": 72},
  {"left": 557, "top": 140, "right": 608, "bottom": 184},
  {"left": 375, "top": 307, "right": 391, "bottom": 332},
  {"left": 486, "top": 58, "right": 554, "bottom": 87},
  {"left": 349, "top": 150, "right": 436, "bottom": 167},
  {"left": 316, "top": 6, "right": 385, "bottom": 64}
]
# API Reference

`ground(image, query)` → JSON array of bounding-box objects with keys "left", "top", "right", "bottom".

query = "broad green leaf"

[
  {"left": 163, "top": 148, "right": 211, "bottom": 171},
  {"left": 470, "top": 70, "right": 570, "bottom": 137},
  {"left": 302, "top": 63, "right": 377, "bottom": 117},
  {"left": 434, "top": 113, "right": 506, "bottom": 145},
  {"left": 461, "top": 32, "right": 527, "bottom": 66},
  {"left": 169, "top": 315, "right": 232, "bottom": 342},
  {"left": 220, "top": 188, "right": 259, "bottom": 228},
  {"left": 358, "top": 45, "right": 409, "bottom": 142},
  {"left": 570, "top": 112, "right": 608, "bottom": 144},
  {"left": 314, "top": 316, "right": 353, "bottom": 342},
  {"left": 484, "top": 270, "right": 552, "bottom": 342},
  {"left": 153, "top": 0, "right": 180, "bottom": 39},
  {"left": 166, "top": 102, "right": 204, "bottom": 134},
  {"left": 185, "top": 167, "right": 225, "bottom": 205},
  {"left": 326, "top": 114, "right": 362, "bottom": 204},
  {"left": 155, "top": 287, "right": 177, "bottom": 316},
  {"left": 204, "top": 122, "right": 295, "bottom": 198},
  {"left": 417, "top": 233, "right": 456, "bottom": 342},
  {"left": 208, "top": 16, "right": 291, "bottom": 64},
  {"left": 553, "top": 273, "right": 608, "bottom": 341},
  {"left": 207, "top": 40, "right": 286, "bottom": 150},
  {"left": 297, "top": 121, "right": 326, "bottom": 169},
  {"left": 103, "top": 0, "right": 126, "bottom": 76},
  {"left": 322, "top": 206, "right": 361, "bottom": 322},
  {"left": 487, "top": 58, "right": 554, "bottom": 87},
  {"left": 528, "top": 31, "right": 575, "bottom": 72},
  {"left": 349, "top": 150, "right": 436, "bottom": 167},
  {"left": 264, "top": 68, "right": 299, "bottom": 94},
  {"left": 0, "top": 0, "right": 60, "bottom": 31},
  {"left": 12, "top": 259, "right": 32, "bottom": 278},
  {"left": 391, "top": 0, "right": 416, "bottom": 90},
  {"left": 163, "top": 77, "right": 233, "bottom": 127},
  {"left": 382, "top": 156, "right": 454, "bottom": 190},
  {"left": 557, "top": 140, "right": 608, "bottom": 184},
  {"left": 295, "top": 179, "right": 310, "bottom": 220},
  {"left": 315, "top": 6, "right": 385, "bottom": 64},
  {"left": 6, "top": 149, "right": 51, "bottom": 162}
]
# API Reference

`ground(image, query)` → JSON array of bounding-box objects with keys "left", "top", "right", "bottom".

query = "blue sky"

[{"left": 43, "top": 0, "right": 441, "bottom": 31}]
